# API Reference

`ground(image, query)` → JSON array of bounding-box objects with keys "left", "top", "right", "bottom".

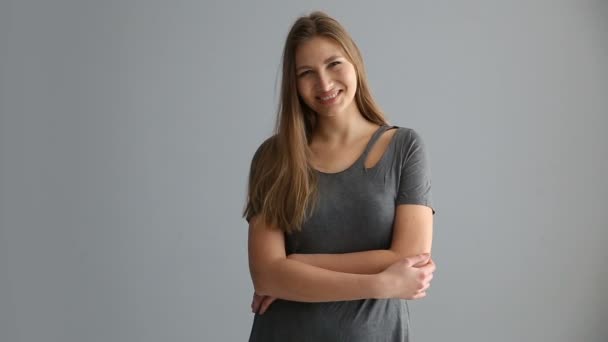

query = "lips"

[{"left": 316, "top": 90, "right": 342, "bottom": 105}]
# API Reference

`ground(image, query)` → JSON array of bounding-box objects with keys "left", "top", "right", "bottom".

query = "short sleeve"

[
  {"left": 244, "top": 136, "right": 275, "bottom": 223},
  {"left": 395, "top": 128, "right": 436, "bottom": 215}
]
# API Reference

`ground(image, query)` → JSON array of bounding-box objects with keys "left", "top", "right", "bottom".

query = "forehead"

[{"left": 295, "top": 36, "right": 346, "bottom": 66}]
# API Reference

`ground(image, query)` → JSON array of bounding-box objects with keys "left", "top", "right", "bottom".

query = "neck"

[{"left": 312, "top": 105, "right": 378, "bottom": 145}]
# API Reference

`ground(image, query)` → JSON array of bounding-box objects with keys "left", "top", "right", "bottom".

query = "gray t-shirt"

[{"left": 247, "top": 125, "right": 435, "bottom": 342}]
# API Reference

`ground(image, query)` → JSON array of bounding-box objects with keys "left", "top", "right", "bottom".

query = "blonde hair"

[{"left": 243, "top": 11, "right": 388, "bottom": 233}]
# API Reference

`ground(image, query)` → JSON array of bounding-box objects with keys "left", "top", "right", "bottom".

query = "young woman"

[{"left": 243, "top": 11, "right": 436, "bottom": 342}]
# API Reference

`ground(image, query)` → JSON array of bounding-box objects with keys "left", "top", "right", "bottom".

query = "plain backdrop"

[{"left": 1, "top": 0, "right": 607, "bottom": 341}]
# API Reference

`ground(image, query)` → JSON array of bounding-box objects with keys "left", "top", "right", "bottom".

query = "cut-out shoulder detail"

[
  {"left": 248, "top": 124, "right": 434, "bottom": 340},
  {"left": 311, "top": 125, "right": 389, "bottom": 175},
  {"left": 363, "top": 127, "right": 398, "bottom": 169}
]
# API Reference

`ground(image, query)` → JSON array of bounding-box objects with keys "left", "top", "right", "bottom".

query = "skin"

[
  {"left": 250, "top": 36, "right": 435, "bottom": 314},
  {"left": 296, "top": 36, "right": 379, "bottom": 157},
  {"left": 252, "top": 255, "right": 433, "bottom": 314}
]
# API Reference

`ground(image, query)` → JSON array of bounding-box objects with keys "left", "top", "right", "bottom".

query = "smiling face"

[{"left": 294, "top": 36, "right": 359, "bottom": 118}]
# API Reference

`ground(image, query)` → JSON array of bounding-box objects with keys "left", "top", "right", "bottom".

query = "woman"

[{"left": 243, "top": 11, "right": 436, "bottom": 342}]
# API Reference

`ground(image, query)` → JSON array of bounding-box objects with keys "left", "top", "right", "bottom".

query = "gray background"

[{"left": 1, "top": 0, "right": 607, "bottom": 341}]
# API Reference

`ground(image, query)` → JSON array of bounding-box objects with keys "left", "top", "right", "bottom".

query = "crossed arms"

[{"left": 248, "top": 204, "right": 434, "bottom": 303}]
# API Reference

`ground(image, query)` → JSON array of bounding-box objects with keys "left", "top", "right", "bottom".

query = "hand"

[
  {"left": 250, "top": 254, "right": 300, "bottom": 314},
  {"left": 377, "top": 253, "right": 436, "bottom": 300},
  {"left": 251, "top": 292, "right": 278, "bottom": 315}
]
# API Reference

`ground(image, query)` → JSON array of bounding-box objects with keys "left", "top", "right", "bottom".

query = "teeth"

[{"left": 320, "top": 91, "right": 339, "bottom": 101}]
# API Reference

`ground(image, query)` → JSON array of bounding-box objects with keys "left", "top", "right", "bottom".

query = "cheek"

[
  {"left": 297, "top": 80, "right": 313, "bottom": 99},
  {"left": 295, "top": 81, "right": 305, "bottom": 97},
  {"left": 339, "top": 66, "right": 357, "bottom": 88}
]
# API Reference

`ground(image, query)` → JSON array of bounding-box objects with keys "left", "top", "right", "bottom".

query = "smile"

[{"left": 317, "top": 90, "right": 342, "bottom": 104}]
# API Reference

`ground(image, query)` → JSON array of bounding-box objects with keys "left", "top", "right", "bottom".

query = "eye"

[
  {"left": 297, "top": 70, "right": 311, "bottom": 78},
  {"left": 329, "top": 61, "right": 341, "bottom": 67}
]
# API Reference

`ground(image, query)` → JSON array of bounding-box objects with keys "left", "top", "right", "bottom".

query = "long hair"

[{"left": 243, "top": 11, "right": 388, "bottom": 233}]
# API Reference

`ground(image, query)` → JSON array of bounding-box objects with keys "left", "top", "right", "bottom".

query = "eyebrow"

[{"left": 296, "top": 55, "right": 342, "bottom": 72}]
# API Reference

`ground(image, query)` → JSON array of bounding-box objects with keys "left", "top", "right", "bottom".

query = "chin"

[{"left": 318, "top": 109, "right": 346, "bottom": 118}]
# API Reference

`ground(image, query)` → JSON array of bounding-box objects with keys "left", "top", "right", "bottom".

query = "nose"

[{"left": 316, "top": 71, "right": 333, "bottom": 91}]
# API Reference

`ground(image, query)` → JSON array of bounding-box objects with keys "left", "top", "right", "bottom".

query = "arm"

[
  {"left": 288, "top": 204, "right": 434, "bottom": 274},
  {"left": 248, "top": 215, "right": 384, "bottom": 302},
  {"left": 292, "top": 129, "right": 436, "bottom": 274},
  {"left": 288, "top": 250, "right": 400, "bottom": 274}
]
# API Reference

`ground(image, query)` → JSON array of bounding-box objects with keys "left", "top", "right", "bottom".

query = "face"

[{"left": 294, "top": 36, "right": 358, "bottom": 118}]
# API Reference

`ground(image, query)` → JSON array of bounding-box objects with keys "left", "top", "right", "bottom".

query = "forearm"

[
  {"left": 253, "top": 258, "right": 383, "bottom": 302},
  {"left": 289, "top": 249, "right": 403, "bottom": 274}
]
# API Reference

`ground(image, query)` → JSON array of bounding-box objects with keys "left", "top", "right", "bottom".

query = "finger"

[
  {"left": 416, "top": 281, "right": 430, "bottom": 293},
  {"left": 420, "top": 260, "right": 436, "bottom": 272},
  {"left": 259, "top": 297, "right": 270, "bottom": 314},
  {"left": 412, "top": 258, "right": 430, "bottom": 267},
  {"left": 260, "top": 296, "right": 277, "bottom": 315},
  {"left": 263, "top": 297, "right": 277, "bottom": 314},
  {"left": 406, "top": 253, "right": 431, "bottom": 266},
  {"left": 252, "top": 295, "right": 263, "bottom": 313},
  {"left": 412, "top": 291, "right": 427, "bottom": 299},
  {"left": 420, "top": 282, "right": 431, "bottom": 293}
]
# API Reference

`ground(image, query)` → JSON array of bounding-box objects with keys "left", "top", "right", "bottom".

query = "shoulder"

[
  {"left": 391, "top": 126, "right": 426, "bottom": 147},
  {"left": 389, "top": 126, "right": 431, "bottom": 163},
  {"left": 250, "top": 135, "right": 278, "bottom": 165}
]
